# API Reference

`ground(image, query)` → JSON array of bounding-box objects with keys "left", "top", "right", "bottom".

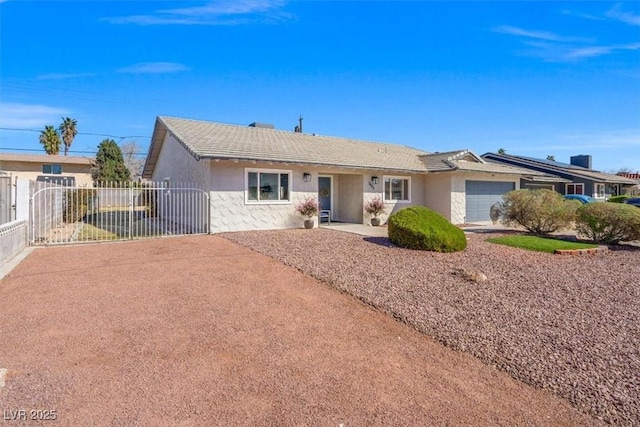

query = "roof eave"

[{"left": 203, "top": 155, "right": 428, "bottom": 174}]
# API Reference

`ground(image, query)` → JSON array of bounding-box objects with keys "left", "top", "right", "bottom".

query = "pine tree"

[{"left": 91, "top": 139, "right": 132, "bottom": 184}]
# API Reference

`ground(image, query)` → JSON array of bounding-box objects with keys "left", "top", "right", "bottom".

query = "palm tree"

[
  {"left": 39, "top": 126, "right": 62, "bottom": 155},
  {"left": 59, "top": 117, "right": 78, "bottom": 156}
]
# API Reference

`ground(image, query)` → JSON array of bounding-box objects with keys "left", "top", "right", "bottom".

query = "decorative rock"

[{"left": 452, "top": 268, "right": 487, "bottom": 283}]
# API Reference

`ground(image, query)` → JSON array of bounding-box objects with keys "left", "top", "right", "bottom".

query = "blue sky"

[{"left": 1, "top": 1, "right": 639, "bottom": 172}]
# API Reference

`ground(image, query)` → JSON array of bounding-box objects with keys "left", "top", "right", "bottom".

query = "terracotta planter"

[
  {"left": 371, "top": 217, "right": 381, "bottom": 226},
  {"left": 304, "top": 219, "right": 315, "bottom": 229}
]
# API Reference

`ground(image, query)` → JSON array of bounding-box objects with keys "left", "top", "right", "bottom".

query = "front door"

[{"left": 318, "top": 176, "right": 332, "bottom": 214}]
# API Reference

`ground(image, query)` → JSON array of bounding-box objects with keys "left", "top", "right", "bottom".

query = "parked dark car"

[
  {"left": 564, "top": 194, "right": 596, "bottom": 204},
  {"left": 624, "top": 197, "right": 640, "bottom": 208}
]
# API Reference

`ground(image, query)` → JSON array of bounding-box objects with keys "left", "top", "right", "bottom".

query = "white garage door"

[{"left": 465, "top": 181, "right": 515, "bottom": 222}]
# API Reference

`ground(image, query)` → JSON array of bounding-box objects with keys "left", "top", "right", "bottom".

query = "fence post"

[{"left": 129, "top": 183, "right": 134, "bottom": 240}]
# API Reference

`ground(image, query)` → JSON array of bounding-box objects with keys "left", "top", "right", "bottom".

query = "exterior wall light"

[
  {"left": 371, "top": 176, "right": 380, "bottom": 185},
  {"left": 303, "top": 172, "right": 312, "bottom": 182}
]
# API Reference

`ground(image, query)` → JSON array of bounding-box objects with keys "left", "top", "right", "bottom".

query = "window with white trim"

[
  {"left": 246, "top": 168, "right": 291, "bottom": 203},
  {"left": 42, "top": 164, "right": 62, "bottom": 174},
  {"left": 383, "top": 176, "right": 411, "bottom": 202},
  {"left": 595, "top": 183, "right": 605, "bottom": 198},
  {"left": 566, "top": 183, "right": 584, "bottom": 195}
]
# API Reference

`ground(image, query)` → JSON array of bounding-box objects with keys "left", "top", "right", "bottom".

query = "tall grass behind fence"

[{"left": 30, "top": 181, "right": 209, "bottom": 245}]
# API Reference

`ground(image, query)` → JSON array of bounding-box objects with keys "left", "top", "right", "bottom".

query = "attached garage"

[{"left": 465, "top": 180, "right": 515, "bottom": 222}]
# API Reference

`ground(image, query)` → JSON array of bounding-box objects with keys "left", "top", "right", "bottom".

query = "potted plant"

[
  {"left": 295, "top": 197, "right": 320, "bottom": 229},
  {"left": 364, "top": 196, "right": 386, "bottom": 226}
]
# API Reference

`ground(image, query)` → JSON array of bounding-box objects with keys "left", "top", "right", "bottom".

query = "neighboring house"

[
  {"left": 0, "top": 153, "right": 94, "bottom": 187},
  {"left": 618, "top": 173, "right": 640, "bottom": 195},
  {"left": 142, "top": 116, "right": 550, "bottom": 232},
  {"left": 482, "top": 153, "right": 636, "bottom": 200}
]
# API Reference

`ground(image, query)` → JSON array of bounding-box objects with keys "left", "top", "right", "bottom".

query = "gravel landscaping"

[{"left": 224, "top": 228, "right": 640, "bottom": 425}]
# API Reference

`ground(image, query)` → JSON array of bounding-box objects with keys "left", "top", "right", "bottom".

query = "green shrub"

[
  {"left": 608, "top": 195, "right": 629, "bottom": 203},
  {"left": 63, "top": 188, "right": 96, "bottom": 223},
  {"left": 575, "top": 202, "right": 640, "bottom": 244},
  {"left": 493, "top": 189, "right": 580, "bottom": 235},
  {"left": 388, "top": 206, "right": 466, "bottom": 252}
]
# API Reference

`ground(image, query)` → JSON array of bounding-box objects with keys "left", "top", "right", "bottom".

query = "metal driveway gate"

[{"left": 30, "top": 182, "right": 209, "bottom": 245}]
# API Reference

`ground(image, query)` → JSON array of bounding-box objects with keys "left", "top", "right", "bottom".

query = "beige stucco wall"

[
  {"left": 150, "top": 134, "right": 210, "bottom": 186},
  {"left": 361, "top": 173, "right": 425, "bottom": 225},
  {"left": 0, "top": 161, "right": 93, "bottom": 187},
  {"left": 148, "top": 135, "right": 526, "bottom": 231},
  {"left": 206, "top": 162, "right": 429, "bottom": 231},
  {"left": 424, "top": 173, "right": 453, "bottom": 220}
]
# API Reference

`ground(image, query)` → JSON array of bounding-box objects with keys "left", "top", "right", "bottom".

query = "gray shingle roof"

[
  {"left": 148, "top": 116, "right": 431, "bottom": 173},
  {"left": 483, "top": 153, "right": 636, "bottom": 185},
  {"left": 419, "top": 150, "right": 472, "bottom": 171},
  {"left": 419, "top": 150, "right": 553, "bottom": 177},
  {"left": 142, "top": 116, "right": 554, "bottom": 180}
]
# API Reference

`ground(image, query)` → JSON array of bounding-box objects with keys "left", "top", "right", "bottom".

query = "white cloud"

[
  {"left": 606, "top": 3, "right": 640, "bottom": 26},
  {"left": 115, "top": 62, "right": 189, "bottom": 74},
  {"left": 493, "top": 25, "right": 592, "bottom": 43},
  {"left": 103, "top": 0, "right": 291, "bottom": 26},
  {"left": 564, "top": 42, "right": 640, "bottom": 60},
  {"left": 497, "top": 22, "right": 640, "bottom": 62},
  {"left": 159, "top": 0, "right": 285, "bottom": 17},
  {"left": 560, "top": 10, "right": 602, "bottom": 21},
  {"left": 36, "top": 72, "right": 95, "bottom": 80},
  {"left": 0, "top": 103, "right": 70, "bottom": 128}
]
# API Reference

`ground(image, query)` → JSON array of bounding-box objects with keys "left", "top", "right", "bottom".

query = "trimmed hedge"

[
  {"left": 608, "top": 195, "right": 629, "bottom": 203},
  {"left": 388, "top": 206, "right": 466, "bottom": 252},
  {"left": 575, "top": 202, "right": 640, "bottom": 244}
]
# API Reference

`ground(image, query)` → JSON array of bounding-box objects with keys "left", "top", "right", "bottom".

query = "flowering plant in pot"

[
  {"left": 295, "top": 197, "right": 320, "bottom": 229},
  {"left": 364, "top": 196, "right": 387, "bottom": 226}
]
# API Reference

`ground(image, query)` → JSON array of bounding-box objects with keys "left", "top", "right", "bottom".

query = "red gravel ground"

[{"left": 0, "top": 236, "right": 597, "bottom": 425}]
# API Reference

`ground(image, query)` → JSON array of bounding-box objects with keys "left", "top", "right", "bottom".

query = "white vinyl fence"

[{"left": 30, "top": 181, "right": 209, "bottom": 245}]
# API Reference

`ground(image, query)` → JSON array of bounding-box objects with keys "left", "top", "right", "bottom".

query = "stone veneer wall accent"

[
  {"left": 209, "top": 190, "right": 318, "bottom": 232},
  {"left": 209, "top": 161, "right": 317, "bottom": 233}
]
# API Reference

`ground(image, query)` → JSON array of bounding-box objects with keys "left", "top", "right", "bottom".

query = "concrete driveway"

[{"left": 0, "top": 236, "right": 594, "bottom": 425}]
